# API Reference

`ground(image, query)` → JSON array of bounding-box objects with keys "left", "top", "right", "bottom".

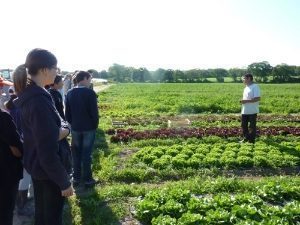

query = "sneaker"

[{"left": 84, "top": 179, "right": 98, "bottom": 188}]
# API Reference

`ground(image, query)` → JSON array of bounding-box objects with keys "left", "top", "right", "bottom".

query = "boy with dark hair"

[{"left": 65, "top": 71, "right": 99, "bottom": 187}]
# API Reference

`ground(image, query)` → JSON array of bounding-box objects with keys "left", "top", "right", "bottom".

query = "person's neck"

[
  {"left": 77, "top": 82, "right": 88, "bottom": 87},
  {"left": 29, "top": 75, "right": 46, "bottom": 88},
  {"left": 246, "top": 81, "right": 253, "bottom": 86}
]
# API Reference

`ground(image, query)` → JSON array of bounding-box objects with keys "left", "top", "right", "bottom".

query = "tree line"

[{"left": 86, "top": 61, "right": 300, "bottom": 83}]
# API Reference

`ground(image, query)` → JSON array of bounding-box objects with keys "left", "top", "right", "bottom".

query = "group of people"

[
  {"left": 0, "top": 48, "right": 260, "bottom": 225},
  {"left": 0, "top": 48, "right": 99, "bottom": 225}
]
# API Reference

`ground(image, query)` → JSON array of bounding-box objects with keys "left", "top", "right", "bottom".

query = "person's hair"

[
  {"left": 13, "top": 64, "right": 27, "bottom": 95},
  {"left": 4, "top": 94, "right": 17, "bottom": 111},
  {"left": 8, "top": 88, "right": 14, "bottom": 94},
  {"left": 50, "top": 75, "right": 63, "bottom": 87},
  {"left": 25, "top": 48, "right": 57, "bottom": 76},
  {"left": 73, "top": 71, "right": 91, "bottom": 83},
  {"left": 243, "top": 73, "right": 253, "bottom": 81}
]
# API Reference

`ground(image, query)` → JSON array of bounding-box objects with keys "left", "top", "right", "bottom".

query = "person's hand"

[
  {"left": 10, "top": 146, "right": 22, "bottom": 157},
  {"left": 59, "top": 127, "right": 71, "bottom": 140},
  {"left": 61, "top": 185, "right": 74, "bottom": 197}
]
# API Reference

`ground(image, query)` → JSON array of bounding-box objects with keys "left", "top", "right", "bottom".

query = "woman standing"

[{"left": 14, "top": 49, "right": 73, "bottom": 225}]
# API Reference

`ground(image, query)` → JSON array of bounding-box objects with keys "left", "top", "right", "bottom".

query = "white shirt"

[{"left": 241, "top": 83, "right": 260, "bottom": 114}]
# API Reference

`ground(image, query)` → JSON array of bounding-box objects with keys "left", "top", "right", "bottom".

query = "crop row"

[
  {"left": 109, "top": 114, "right": 300, "bottom": 127},
  {"left": 136, "top": 183, "right": 300, "bottom": 224},
  {"left": 100, "top": 83, "right": 300, "bottom": 116},
  {"left": 131, "top": 142, "right": 300, "bottom": 170},
  {"left": 109, "top": 127, "right": 300, "bottom": 143}
]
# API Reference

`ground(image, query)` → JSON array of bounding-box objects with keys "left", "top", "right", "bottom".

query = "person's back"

[
  {"left": 66, "top": 87, "right": 98, "bottom": 131},
  {"left": 65, "top": 71, "right": 99, "bottom": 187}
]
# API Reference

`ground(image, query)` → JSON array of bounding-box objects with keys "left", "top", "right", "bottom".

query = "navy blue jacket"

[
  {"left": 65, "top": 86, "right": 99, "bottom": 132},
  {"left": 14, "top": 83, "right": 70, "bottom": 190}
]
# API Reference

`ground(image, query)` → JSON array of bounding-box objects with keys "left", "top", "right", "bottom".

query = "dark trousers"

[
  {"left": 241, "top": 114, "right": 257, "bottom": 143},
  {"left": 0, "top": 182, "right": 18, "bottom": 225},
  {"left": 72, "top": 130, "right": 96, "bottom": 183},
  {"left": 32, "top": 179, "right": 65, "bottom": 225}
]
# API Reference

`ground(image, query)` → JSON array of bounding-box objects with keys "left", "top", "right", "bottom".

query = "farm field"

[{"left": 66, "top": 83, "right": 300, "bottom": 225}]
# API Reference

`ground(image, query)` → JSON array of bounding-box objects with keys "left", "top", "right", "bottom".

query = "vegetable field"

[{"left": 66, "top": 83, "right": 300, "bottom": 225}]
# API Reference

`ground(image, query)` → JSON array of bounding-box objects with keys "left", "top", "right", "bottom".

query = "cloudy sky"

[{"left": 0, "top": 0, "right": 299, "bottom": 71}]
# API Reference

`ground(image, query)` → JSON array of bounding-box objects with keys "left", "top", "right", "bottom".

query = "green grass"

[{"left": 65, "top": 83, "right": 300, "bottom": 225}]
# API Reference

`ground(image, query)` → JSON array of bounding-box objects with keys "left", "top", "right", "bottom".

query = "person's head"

[
  {"left": 242, "top": 73, "right": 253, "bottom": 85},
  {"left": 4, "top": 94, "right": 17, "bottom": 111},
  {"left": 13, "top": 64, "right": 27, "bottom": 95},
  {"left": 74, "top": 71, "right": 92, "bottom": 87},
  {"left": 50, "top": 75, "right": 63, "bottom": 90},
  {"left": 25, "top": 48, "right": 58, "bottom": 86},
  {"left": 8, "top": 87, "right": 14, "bottom": 95}
]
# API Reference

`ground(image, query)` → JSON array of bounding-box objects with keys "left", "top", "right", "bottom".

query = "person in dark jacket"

[
  {"left": 13, "top": 49, "right": 73, "bottom": 225},
  {"left": 49, "top": 75, "right": 65, "bottom": 119},
  {"left": 65, "top": 71, "right": 99, "bottom": 187},
  {"left": 0, "top": 108, "right": 23, "bottom": 225}
]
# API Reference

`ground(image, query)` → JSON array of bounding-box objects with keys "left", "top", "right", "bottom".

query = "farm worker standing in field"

[
  {"left": 240, "top": 73, "right": 261, "bottom": 143},
  {"left": 65, "top": 71, "right": 99, "bottom": 188},
  {"left": 0, "top": 108, "right": 23, "bottom": 225},
  {"left": 14, "top": 49, "right": 74, "bottom": 225}
]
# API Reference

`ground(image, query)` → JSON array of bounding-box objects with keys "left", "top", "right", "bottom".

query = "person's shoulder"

[{"left": 0, "top": 109, "right": 12, "bottom": 121}]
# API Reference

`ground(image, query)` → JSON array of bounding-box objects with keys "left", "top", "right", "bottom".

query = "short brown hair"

[{"left": 243, "top": 73, "right": 253, "bottom": 81}]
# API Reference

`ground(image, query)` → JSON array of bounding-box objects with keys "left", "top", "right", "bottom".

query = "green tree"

[
  {"left": 228, "top": 68, "right": 246, "bottom": 82},
  {"left": 212, "top": 68, "right": 228, "bottom": 82},
  {"left": 152, "top": 68, "right": 166, "bottom": 82},
  {"left": 87, "top": 69, "right": 100, "bottom": 78},
  {"left": 271, "top": 64, "right": 295, "bottom": 82},
  {"left": 108, "top": 64, "right": 127, "bottom": 82},
  {"left": 163, "top": 69, "right": 174, "bottom": 82},
  {"left": 247, "top": 61, "right": 272, "bottom": 82},
  {"left": 99, "top": 70, "right": 108, "bottom": 79}
]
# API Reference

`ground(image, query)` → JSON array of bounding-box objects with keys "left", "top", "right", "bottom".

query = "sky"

[{"left": 0, "top": 0, "right": 300, "bottom": 72}]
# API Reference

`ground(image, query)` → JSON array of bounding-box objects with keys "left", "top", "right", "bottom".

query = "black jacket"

[
  {"left": 65, "top": 86, "right": 99, "bottom": 131},
  {"left": 49, "top": 88, "right": 65, "bottom": 120},
  {"left": 0, "top": 109, "right": 23, "bottom": 183},
  {"left": 14, "top": 83, "right": 70, "bottom": 190}
]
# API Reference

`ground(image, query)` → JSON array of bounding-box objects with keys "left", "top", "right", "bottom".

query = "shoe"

[
  {"left": 84, "top": 178, "right": 98, "bottom": 188},
  {"left": 239, "top": 139, "right": 247, "bottom": 144}
]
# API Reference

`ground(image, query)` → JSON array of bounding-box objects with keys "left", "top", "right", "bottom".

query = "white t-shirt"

[{"left": 241, "top": 83, "right": 260, "bottom": 114}]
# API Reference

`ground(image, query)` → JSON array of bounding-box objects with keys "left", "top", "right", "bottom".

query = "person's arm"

[
  {"left": 88, "top": 91, "right": 99, "bottom": 129},
  {"left": 240, "top": 97, "right": 261, "bottom": 104},
  {"left": 30, "top": 98, "right": 71, "bottom": 192},
  {"left": 0, "top": 112, "right": 23, "bottom": 157},
  {"left": 65, "top": 93, "right": 72, "bottom": 125}
]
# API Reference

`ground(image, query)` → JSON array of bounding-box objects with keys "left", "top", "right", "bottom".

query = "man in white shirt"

[{"left": 240, "top": 73, "right": 261, "bottom": 143}]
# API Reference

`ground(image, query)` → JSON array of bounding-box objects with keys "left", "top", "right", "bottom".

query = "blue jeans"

[{"left": 71, "top": 130, "right": 96, "bottom": 182}]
